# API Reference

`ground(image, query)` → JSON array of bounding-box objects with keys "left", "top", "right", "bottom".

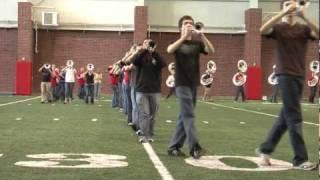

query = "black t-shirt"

[
  {"left": 266, "top": 22, "right": 315, "bottom": 77},
  {"left": 86, "top": 73, "right": 95, "bottom": 84},
  {"left": 174, "top": 40, "right": 207, "bottom": 87},
  {"left": 133, "top": 50, "right": 166, "bottom": 93},
  {"left": 41, "top": 68, "right": 51, "bottom": 82}
]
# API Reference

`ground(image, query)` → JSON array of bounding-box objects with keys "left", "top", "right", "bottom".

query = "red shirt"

[
  {"left": 77, "top": 73, "right": 85, "bottom": 86},
  {"left": 109, "top": 74, "right": 118, "bottom": 85},
  {"left": 50, "top": 71, "right": 58, "bottom": 87}
]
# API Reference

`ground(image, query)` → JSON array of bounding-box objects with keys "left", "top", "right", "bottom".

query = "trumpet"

[
  {"left": 309, "top": 60, "right": 320, "bottom": 73},
  {"left": 66, "top": 60, "right": 74, "bottom": 68},
  {"left": 200, "top": 72, "right": 213, "bottom": 86},
  {"left": 194, "top": 22, "right": 204, "bottom": 31},
  {"left": 168, "top": 62, "right": 175, "bottom": 75},
  {"left": 207, "top": 60, "right": 216, "bottom": 74},
  {"left": 268, "top": 65, "right": 278, "bottom": 85},
  {"left": 87, "top": 63, "right": 95, "bottom": 71},
  {"left": 237, "top": 60, "right": 247, "bottom": 73},
  {"left": 165, "top": 75, "right": 175, "bottom": 88},
  {"left": 43, "top": 63, "right": 51, "bottom": 69}
]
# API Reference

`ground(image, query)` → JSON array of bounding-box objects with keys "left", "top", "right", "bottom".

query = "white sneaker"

[
  {"left": 255, "top": 148, "right": 271, "bottom": 166},
  {"left": 138, "top": 136, "right": 147, "bottom": 143},
  {"left": 293, "top": 161, "right": 317, "bottom": 171}
]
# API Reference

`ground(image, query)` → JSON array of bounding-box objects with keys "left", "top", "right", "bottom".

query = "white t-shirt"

[{"left": 65, "top": 68, "right": 75, "bottom": 83}]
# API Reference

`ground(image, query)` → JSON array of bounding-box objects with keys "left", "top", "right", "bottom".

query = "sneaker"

[
  {"left": 135, "top": 130, "right": 142, "bottom": 136},
  {"left": 168, "top": 149, "right": 186, "bottom": 157},
  {"left": 255, "top": 148, "right": 271, "bottom": 166},
  {"left": 293, "top": 161, "right": 318, "bottom": 171},
  {"left": 190, "top": 148, "right": 205, "bottom": 159},
  {"left": 128, "top": 122, "right": 134, "bottom": 126},
  {"left": 138, "top": 136, "right": 147, "bottom": 143}
]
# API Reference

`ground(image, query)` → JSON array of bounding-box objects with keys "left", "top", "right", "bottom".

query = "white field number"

[
  {"left": 185, "top": 156, "right": 292, "bottom": 171},
  {"left": 15, "top": 153, "right": 128, "bottom": 168}
]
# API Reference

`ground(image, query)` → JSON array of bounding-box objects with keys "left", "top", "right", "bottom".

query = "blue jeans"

[
  {"left": 85, "top": 84, "right": 94, "bottom": 104},
  {"left": 136, "top": 92, "right": 160, "bottom": 138},
  {"left": 168, "top": 86, "right": 200, "bottom": 152},
  {"left": 260, "top": 75, "right": 308, "bottom": 166},
  {"left": 94, "top": 83, "right": 102, "bottom": 100},
  {"left": 124, "top": 84, "right": 132, "bottom": 123},
  {"left": 65, "top": 82, "right": 75, "bottom": 100},
  {"left": 131, "top": 87, "right": 139, "bottom": 127},
  {"left": 111, "top": 85, "right": 119, "bottom": 108}
]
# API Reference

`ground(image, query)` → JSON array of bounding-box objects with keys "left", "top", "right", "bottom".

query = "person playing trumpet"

[
  {"left": 38, "top": 63, "right": 53, "bottom": 103},
  {"left": 256, "top": 0, "right": 319, "bottom": 170},
  {"left": 167, "top": 15, "right": 215, "bottom": 159}
]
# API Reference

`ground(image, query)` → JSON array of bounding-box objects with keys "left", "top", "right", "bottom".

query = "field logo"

[
  {"left": 15, "top": 153, "right": 128, "bottom": 168},
  {"left": 185, "top": 156, "right": 292, "bottom": 171}
]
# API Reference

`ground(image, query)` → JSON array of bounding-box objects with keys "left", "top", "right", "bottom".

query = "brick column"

[
  {"left": 17, "top": 2, "right": 33, "bottom": 61},
  {"left": 244, "top": 8, "right": 262, "bottom": 66},
  {"left": 16, "top": 2, "right": 33, "bottom": 95},
  {"left": 134, "top": 6, "right": 148, "bottom": 44}
]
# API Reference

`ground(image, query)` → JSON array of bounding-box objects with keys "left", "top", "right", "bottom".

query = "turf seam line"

[
  {"left": 0, "top": 96, "right": 41, "bottom": 107},
  {"left": 142, "top": 143, "right": 174, "bottom": 180},
  {"left": 201, "top": 101, "right": 319, "bottom": 127}
]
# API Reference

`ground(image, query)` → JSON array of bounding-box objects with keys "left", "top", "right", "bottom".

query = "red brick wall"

[
  {"left": 0, "top": 28, "right": 17, "bottom": 93},
  {"left": 33, "top": 30, "right": 133, "bottom": 93},
  {"left": 261, "top": 37, "right": 319, "bottom": 98}
]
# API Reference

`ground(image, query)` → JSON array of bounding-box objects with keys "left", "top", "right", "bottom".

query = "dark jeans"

[
  {"left": 260, "top": 75, "right": 308, "bottom": 166},
  {"left": 78, "top": 84, "right": 85, "bottom": 99},
  {"left": 85, "top": 84, "right": 94, "bottom": 104},
  {"left": 65, "top": 82, "right": 75, "bottom": 100},
  {"left": 270, "top": 85, "right": 279, "bottom": 103},
  {"left": 234, "top": 85, "right": 246, "bottom": 102},
  {"left": 308, "top": 86, "right": 317, "bottom": 103},
  {"left": 111, "top": 85, "right": 119, "bottom": 108}
]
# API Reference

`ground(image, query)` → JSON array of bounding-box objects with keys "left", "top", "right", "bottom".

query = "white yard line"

[
  {"left": 201, "top": 101, "right": 319, "bottom": 127},
  {"left": 142, "top": 143, "right": 174, "bottom": 180},
  {"left": 0, "top": 96, "right": 40, "bottom": 107}
]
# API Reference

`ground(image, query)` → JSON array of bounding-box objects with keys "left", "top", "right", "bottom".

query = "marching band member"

[
  {"left": 38, "top": 63, "right": 53, "bottom": 103},
  {"left": 167, "top": 15, "right": 215, "bottom": 159},
  {"left": 82, "top": 64, "right": 95, "bottom": 104},
  {"left": 132, "top": 39, "right": 166, "bottom": 143},
  {"left": 62, "top": 60, "right": 77, "bottom": 104},
  {"left": 94, "top": 69, "right": 103, "bottom": 100},
  {"left": 257, "top": 0, "right": 318, "bottom": 170},
  {"left": 268, "top": 65, "right": 279, "bottom": 103},
  {"left": 232, "top": 60, "right": 247, "bottom": 102},
  {"left": 307, "top": 61, "right": 319, "bottom": 103},
  {"left": 77, "top": 67, "right": 86, "bottom": 99},
  {"left": 201, "top": 60, "right": 216, "bottom": 102}
]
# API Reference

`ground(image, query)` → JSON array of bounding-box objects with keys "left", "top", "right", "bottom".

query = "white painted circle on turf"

[
  {"left": 27, "top": 104, "right": 32, "bottom": 106},
  {"left": 185, "top": 155, "right": 292, "bottom": 171},
  {"left": 51, "top": 104, "right": 56, "bottom": 106},
  {"left": 0, "top": 154, "right": 3, "bottom": 157},
  {"left": 15, "top": 117, "right": 22, "bottom": 121},
  {"left": 166, "top": 120, "right": 172, "bottom": 123},
  {"left": 98, "top": 105, "right": 102, "bottom": 107},
  {"left": 75, "top": 104, "right": 79, "bottom": 106},
  {"left": 91, "top": 118, "right": 98, "bottom": 122},
  {"left": 240, "top": 122, "right": 246, "bottom": 125},
  {"left": 202, "top": 121, "right": 209, "bottom": 124},
  {"left": 15, "top": 153, "right": 128, "bottom": 168},
  {"left": 167, "top": 106, "right": 171, "bottom": 109},
  {"left": 53, "top": 118, "right": 60, "bottom": 121}
]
